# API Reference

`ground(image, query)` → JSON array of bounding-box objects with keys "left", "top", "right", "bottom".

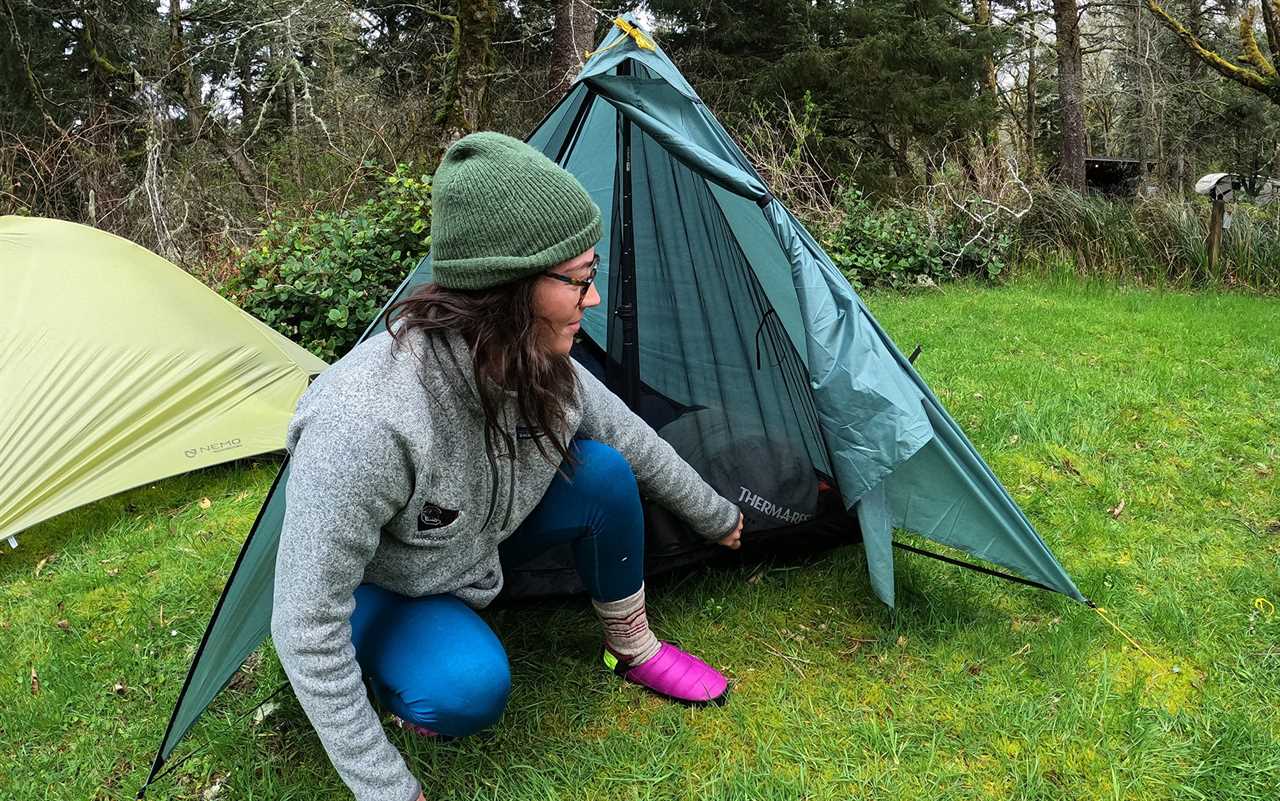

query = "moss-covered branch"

[
  {"left": 1144, "top": 0, "right": 1280, "bottom": 104},
  {"left": 1240, "top": 7, "right": 1277, "bottom": 78}
]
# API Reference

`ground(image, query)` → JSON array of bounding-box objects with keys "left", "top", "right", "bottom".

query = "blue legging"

[{"left": 349, "top": 439, "right": 644, "bottom": 737}]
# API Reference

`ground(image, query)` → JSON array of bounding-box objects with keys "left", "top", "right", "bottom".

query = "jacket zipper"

[
  {"left": 480, "top": 421, "right": 499, "bottom": 533},
  {"left": 500, "top": 405, "right": 517, "bottom": 531}
]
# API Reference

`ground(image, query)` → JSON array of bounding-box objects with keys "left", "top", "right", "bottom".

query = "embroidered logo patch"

[{"left": 416, "top": 503, "right": 459, "bottom": 531}]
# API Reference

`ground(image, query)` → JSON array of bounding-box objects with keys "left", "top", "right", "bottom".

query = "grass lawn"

[{"left": 2, "top": 278, "right": 1278, "bottom": 800}]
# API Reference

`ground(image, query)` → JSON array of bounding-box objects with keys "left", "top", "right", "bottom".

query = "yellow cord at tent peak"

[{"left": 584, "top": 17, "right": 656, "bottom": 60}]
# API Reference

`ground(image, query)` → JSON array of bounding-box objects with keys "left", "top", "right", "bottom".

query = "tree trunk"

[
  {"left": 1260, "top": 0, "right": 1280, "bottom": 60},
  {"left": 236, "top": 50, "right": 256, "bottom": 125},
  {"left": 1053, "top": 0, "right": 1087, "bottom": 192},
  {"left": 437, "top": 0, "right": 498, "bottom": 161},
  {"left": 1186, "top": 0, "right": 1204, "bottom": 78},
  {"left": 1130, "top": 0, "right": 1151, "bottom": 187},
  {"left": 167, "top": 0, "right": 267, "bottom": 208},
  {"left": 1026, "top": 0, "right": 1038, "bottom": 174},
  {"left": 974, "top": 0, "right": 1000, "bottom": 156},
  {"left": 549, "top": 0, "right": 597, "bottom": 98}
]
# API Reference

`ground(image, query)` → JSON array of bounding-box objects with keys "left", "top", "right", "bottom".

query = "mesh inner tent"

[{"left": 624, "top": 121, "right": 832, "bottom": 533}]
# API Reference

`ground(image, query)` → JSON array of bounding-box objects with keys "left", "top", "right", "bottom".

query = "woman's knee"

[
  {"left": 569, "top": 440, "right": 638, "bottom": 503},
  {"left": 399, "top": 649, "right": 512, "bottom": 736}
]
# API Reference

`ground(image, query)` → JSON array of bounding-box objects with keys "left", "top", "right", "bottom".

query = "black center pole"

[{"left": 611, "top": 58, "right": 641, "bottom": 409}]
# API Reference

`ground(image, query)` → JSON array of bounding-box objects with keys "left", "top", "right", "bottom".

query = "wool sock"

[{"left": 592, "top": 584, "right": 661, "bottom": 666}]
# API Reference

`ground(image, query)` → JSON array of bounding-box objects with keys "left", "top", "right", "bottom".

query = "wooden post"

[{"left": 1206, "top": 198, "right": 1225, "bottom": 274}]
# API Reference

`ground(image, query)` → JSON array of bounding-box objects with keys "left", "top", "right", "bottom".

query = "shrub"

[
  {"left": 227, "top": 165, "right": 432, "bottom": 362},
  {"left": 819, "top": 190, "right": 948, "bottom": 289}
]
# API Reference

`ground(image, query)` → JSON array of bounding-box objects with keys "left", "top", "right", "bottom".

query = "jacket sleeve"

[
  {"left": 572, "top": 361, "right": 741, "bottom": 541},
  {"left": 271, "top": 393, "right": 422, "bottom": 801}
]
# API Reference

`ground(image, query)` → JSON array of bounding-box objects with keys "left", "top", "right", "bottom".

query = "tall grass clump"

[{"left": 1019, "top": 189, "right": 1280, "bottom": 291}]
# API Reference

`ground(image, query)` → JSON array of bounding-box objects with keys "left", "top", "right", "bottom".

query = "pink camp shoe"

[{"left": 604, "top": 642, "right": 730, "bottom": 707}]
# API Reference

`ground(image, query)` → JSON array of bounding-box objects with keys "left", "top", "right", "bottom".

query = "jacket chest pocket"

[{"left": 409, "top": 497, "right": 467, "bottom": 544}]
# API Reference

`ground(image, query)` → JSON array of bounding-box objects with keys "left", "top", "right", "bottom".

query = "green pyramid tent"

[
  {"left": 0, "top": 216, "right": 327, "bottom": 550},
  {"left": 140, "top": 17, "right": 1087, "bottom": 792}
]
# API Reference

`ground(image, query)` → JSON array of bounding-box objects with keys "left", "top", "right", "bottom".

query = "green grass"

[{"left": 3, "top": 278, "right": 1278, "bottom": 800}]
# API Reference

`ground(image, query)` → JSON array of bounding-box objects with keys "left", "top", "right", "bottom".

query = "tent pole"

[
  {"left": 613, "top": 58, "right": 640, "bottom": 408},
  {"left": 891, "top": 539, "right": 1085, "bottom": 600},
  {"left": 553, "top": 88, "right": 595, "bottom": 165}
]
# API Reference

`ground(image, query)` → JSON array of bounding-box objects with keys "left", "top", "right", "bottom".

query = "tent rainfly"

[
  {"left": 140, "top": 17, "right": 1087, "bottom": 794},
  {"left": 0, "top": 216, "right": 327, "bottom": 548}
]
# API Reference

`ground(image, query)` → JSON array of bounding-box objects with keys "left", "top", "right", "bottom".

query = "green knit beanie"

[{"left": 429, "top": 132, "right": 603, "bottom": 290}]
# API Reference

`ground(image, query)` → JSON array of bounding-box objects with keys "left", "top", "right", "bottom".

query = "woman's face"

[{"left": 532, "top": 248, "right": 601, "bottom": 355}]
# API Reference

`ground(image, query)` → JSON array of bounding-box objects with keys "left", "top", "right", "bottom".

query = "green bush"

[
  {"left": 816, "top": 190, "right": 1012, "bottom": 290},
  {"left": 227, "top": 165, "right": 432, "bottom": 361},
  {"left": 819, "top": 190, "right": 944, "bottom": 289}
]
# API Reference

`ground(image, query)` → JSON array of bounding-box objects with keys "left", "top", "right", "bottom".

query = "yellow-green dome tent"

[{"left": 0, "top": 216, "right": 327, "bottom": 547}]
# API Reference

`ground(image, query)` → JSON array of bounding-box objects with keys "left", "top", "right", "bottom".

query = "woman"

[{"left": 271, "top": 132, "right": 744, "bottom": 801}]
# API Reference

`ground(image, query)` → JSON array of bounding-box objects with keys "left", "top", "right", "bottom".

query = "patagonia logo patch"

[{"left": 416, "top": 502, "right": 460, "bottom": 531}]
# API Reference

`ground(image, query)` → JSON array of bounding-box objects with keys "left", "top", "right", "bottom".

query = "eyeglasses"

[{"left": 542, "top": 254, "right": 599, "bottom": 307}]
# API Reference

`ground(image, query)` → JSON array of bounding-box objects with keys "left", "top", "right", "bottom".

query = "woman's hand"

[
  {"left": 718, "top": 512, "right": 744, "bottom": 549},
  {"left": 417, "top": 793, "right": 427, "bottom": 801}
]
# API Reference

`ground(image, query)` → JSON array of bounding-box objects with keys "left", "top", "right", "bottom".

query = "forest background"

[{"left": 3, "top": 0, "right": 1279, "bottom": 359}]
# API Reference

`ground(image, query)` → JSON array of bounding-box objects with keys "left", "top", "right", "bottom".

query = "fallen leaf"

[
  {"left": 252, "top": 701, "right": 281, "bottom": 726},
  {"left": 202, "top": 775, "right": 227, "bottom": 801},
  {"left": 1007, "top": 434, "right": 1020, "bottom": 445},
  {"left": 1256, "top": 463, "right": 1273, "bottom": 477},
  {"left": 56, "top": 619, "right": 69, "bottom": 631},
  {"left": 30, "top": 665, "right": 40, "bottom": 695},
  {"left": 34, "top": 554, "right": 57, "bottom": 577},
  {"left": 198, "top": 497, "right": 212, "bottom": 510},
  {"left": 1108, "top": 499, "right": 1126, "bottom": 519},
  {"left": 967, "top": 663, "right": 983, "bottom": 676},
  {"left": 112, "top": 681, "right": 128, "bottom": 696}
]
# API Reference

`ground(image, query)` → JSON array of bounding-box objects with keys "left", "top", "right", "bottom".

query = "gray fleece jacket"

[{"left": 270, "top": 327, "right": 740, "bottom": 801}]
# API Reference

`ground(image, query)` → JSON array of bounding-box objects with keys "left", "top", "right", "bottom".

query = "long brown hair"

[{"left": 385, "top": 278, "right": 578, "bottom": 466}]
